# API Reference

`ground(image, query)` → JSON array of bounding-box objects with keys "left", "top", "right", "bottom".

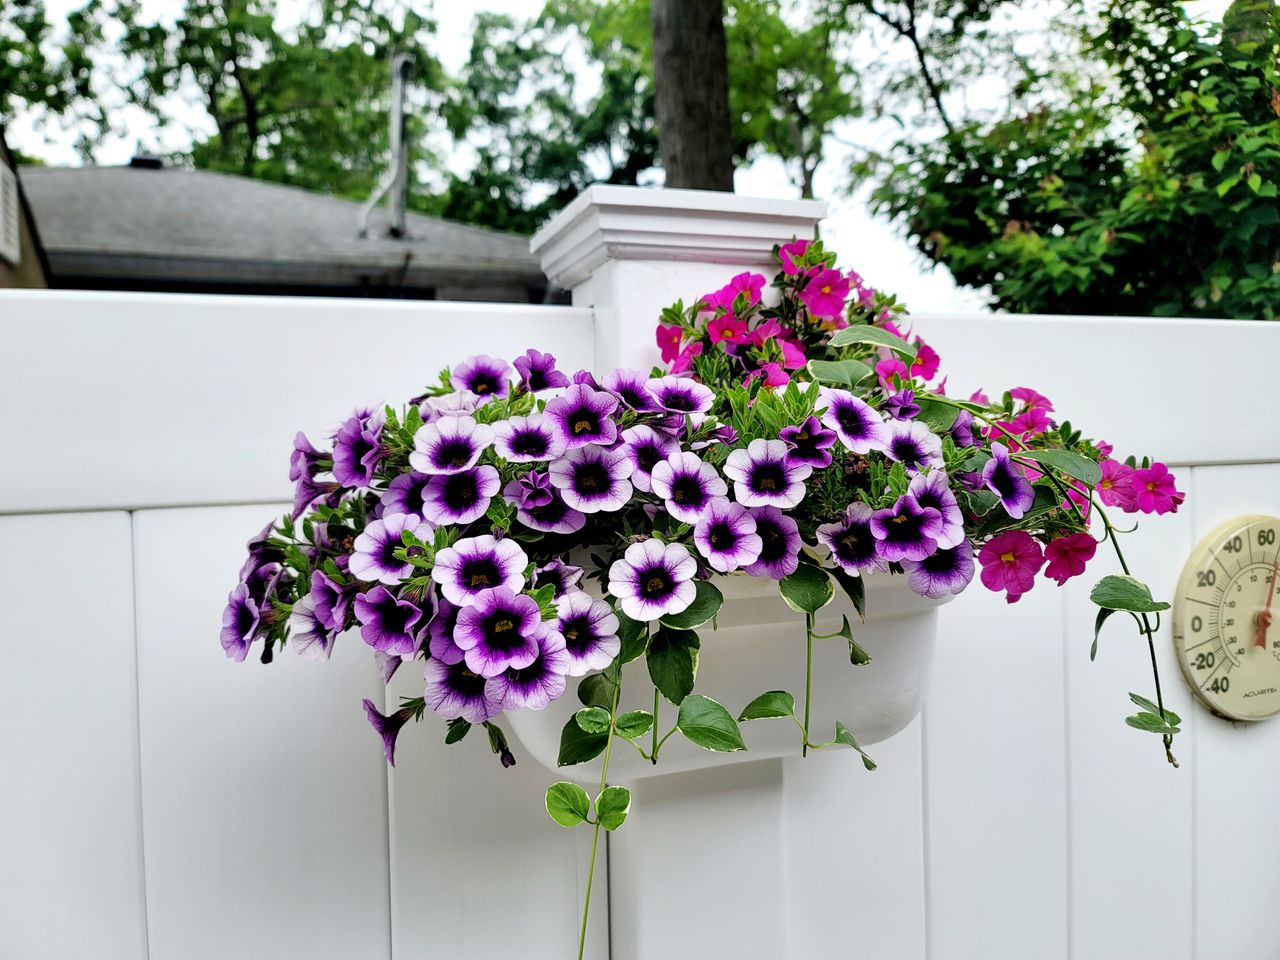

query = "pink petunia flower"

[
  {"left": 911, "top": 342, "right": 941, "bottom": 381},
  {"left": 876, "top": 358, "right": 909, "bottom": 392},
  {"left": 657, "top": 324, "right": 683, "bottom": 364},
  {"left": 779, "top": 339, "right": 807, "bottom": 370},
  {"left": 1043, "top": 533, "right": 1097, "bottom": 586},
  {"left": 978, "top": 530, "right": 1045, "bottom": 603},
  {"left": 1096, "top": 459, "right": 1138, "bottom": 511},
  {"left": 1095, "top": 440, "right": 1114, "bottom": 457},
  {"left": 707, "top": 314, "right": 749, "bottom": 345},
  {"left": 758, "top": 362, "right": 790, "bottom": 387},
  {"left": 968, "top": 389, "right": 991, "bottom": 405},
  {"left": 1132, "top": 462, "right": 1183, "bottom": 515},
  {"left": 1010, "top": 386, "right": 1054, "bottom": 412},
  {"left": 670, "top": 341, "right": 703, "bottom": 375},
  {"left": 709, "top": 272, "right": 767, "bottom": 311},
  {"left": 779, "top": 239, "right": 811, "bottom": 275},
  {"left": 1007, "top": 405, "right": 1053, "bottom": 437},
  {"left": 747, "top": 317, "right": 785, "bottom": 347},
  {"left": 798, "top": 268, "right": 850, "bottom": 319}
]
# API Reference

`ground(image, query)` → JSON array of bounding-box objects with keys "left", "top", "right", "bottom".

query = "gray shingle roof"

[{"left": 18, "top": 165, "right": 544, "bottom": 294}]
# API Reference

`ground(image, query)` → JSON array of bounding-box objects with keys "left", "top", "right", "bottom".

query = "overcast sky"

[{"left": 13, "top": 0, "right": 1232, "bottom": 314}]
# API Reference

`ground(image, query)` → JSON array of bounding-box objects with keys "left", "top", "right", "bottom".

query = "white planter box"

[{"left": 508, "top": 573, "right": 950, "bottom": 782}]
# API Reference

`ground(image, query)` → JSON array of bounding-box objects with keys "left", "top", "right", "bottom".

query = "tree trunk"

[{"left": 650, "top": 0, "right": 734, "bottom": 191}]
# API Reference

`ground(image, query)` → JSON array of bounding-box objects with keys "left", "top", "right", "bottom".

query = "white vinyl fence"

[{"left": 2, "top": 287, "right": 1279, "bottom": 960}]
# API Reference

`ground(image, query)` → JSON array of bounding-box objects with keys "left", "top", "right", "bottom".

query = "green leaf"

[
  {"left": 1089, "top": 575, "right": 1171, "bottom": 614},
  {"left": 738, "top": 690, "right": 797, "bottom": 721},
  {"left": 1018, "top": 448, "right": 1102, "bottom": 487},
  {"left": 615, "top": 612, "right": 649, "bottom": 664},
  {"left": 614, "top": 709, "right": 655, "bottom": 739},
  {"left": 807, "top": 358, "right": 874, "bottom": 390},
  {"left": 578, "top": 673, "right": 617, "bottom": 711},
  {"left": 575, "top": 707, "right": 612, "bottom": 735},
  {"left": 836, "top": 614, "right": 873, "bottom": 665},
  {"left": 1216, "top": 175, "right": 1240, "bottom": 197},
  {"left": 595, "top": 785, "right": 632, "bottom": 831},
  {"left": 678, "top": 695, "right": 747, "bottom": 752},
  {"left": 1091, "top": 606, "right": 1115, "bottom": 661},
  {"left": 557, "top": 717, "right": 609, "bottom": 766},
  {"left": 1125, "top": 712, "right": 1181, "bottom": 735},
  {"left": 445, "top": 719, "right": 471, "bottom": 744},
  {"left": 647, "top": 626, "right": 700, "bottom": 705},
  {"left": 1248, "top": 172, "right": 1263, "bottom": 194},
  {"left": 828, "top": 565, "right": 866, "bottom": 621},
  {"left": 660, "top": 579, "right": 724, "bottom": 629},
  {"left": 834, "top": 721, "right": 877, "bottom": 770},
  {"left": 829, "top": 325, "right": 918, "bottom": 360},
  {"left": 545, "top": 781, "right": 591, "bottom": 827},
  {"left": 780, "top": 564, "right": 835, "bottom": 615},
  {"left": 914, "top": 396, "right": 960, "bottom": 432},
  {"left": 1129, "top": 693, "right": 1180, "bottom": 726}
]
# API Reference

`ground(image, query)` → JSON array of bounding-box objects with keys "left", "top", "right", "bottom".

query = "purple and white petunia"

[
  {"left": 982, "top": 442, "right": 1036, "bottom": 519},
  {"left": 645, "top": 375, "right": 715, "bottom": 417},
  {"left": 491, "top": 413, "right": 566, "bottom": 463},
  {"left": 743, "top": 506, "right": 802, "bottom": 579},
  {"left": 602, "top": 368, "right": 658, "bottom": 412},
  {"left": 424, "top": 658, "right": 497, "bottom": 723},
  {"left": 452, "top": 354, "right": 512, "bottom": 400},
  {"left": 220, "top": 582, "right": 261, "bottom": 662},
  {"left": 554, "top": 591, "right": 621, "bottom": 676},
  {"left": 548, "top": 445, "right": 634, "bottom": 514},
  {"left": 649, "top": 451, "right": 728, "bottom": 523},
  {"left": 332, "top": 408, "right": 385, "bottom": 488},
  {"left": 816, "top": 502, "right": 886, "bottom": 576},
  {"left": 420, "top": 391, "right": 479, "bottom": 422},
  {"left": 513, "top": 348, "right": 570, "bottom": 392},
  {"left": 618, "top": 425, "right": 680, "bottom": 493},
  {"left": 350, "top": 513, "right": 428, "bottom": 586},
  {"left": 902, "top": 542, "right": 976, "bottom": 599},
  {"left": 431, "top": 535, "right": 528, "bottom": 606},
  {"left": 290, "top": 431, "right": 324, "bottom": 482},
  {"left": 485, "top": 628, "right": 570, "bottom": 712},
  {"left": 607, "top": 539, "right": 698, "bottom": 621},
  {"left": 427, "top": 597, "right": 465, "bottom": 663},
  {"left": 818, "top": 388, "right": 889, "bottom": 454},
  {"left": 870, "top": 494, "right": 944, "bottom": 563},
  {"left": 310, "top": 568, "right": 351, "bottom": 631},
  {"left": 288, "top": 595, "right": 337, "bottom": 661},
  {"left": 544, "top": 384, "right": 620, "bottom": 449},
  {"left": 511, "top": 486, "right": 587, "bottom": 534},
  {"left": 779, "top": 415, "right": 838, "bottom": 469},
  {"left": 374, "top": 651, "right": 402, "bottom": 684},
  {"left": 292, "top": 474, "right": 341, "bottom": 521},
  {"left": 421, "top": 465, "right": 501, "bottom": 525},
  {"left": 949, "top": 409, "right": 979, "bottom": 448},
  {"left": 908, "top": 470, "right": 966, "bottom": 549},
  {"left": 723, "top": 439, "right": 812, "bottom": 509},
  {"left": 409, "top": 415, "right": 493, "bottom": 476},
  {"left": 380, "top": 472, "right": 435, "bottom": 523},
  {"left": 884, "top": 420, "right": 945, "bottom": 474},
  {"left": 693, "top": 498, "right": 763, "bottom": 573},
  {"left": 453, "top": 587, "right": 546, "bottom": 678},
  {"left": 884, "top": 389, "right": 920, "bottom": 421},
  {"left": 353, "top": 585, "right": 426, "bottom": 656},
  {"left": 362, "top": 699, "right": 414, "bottom": 766},
  {"left": 533, "top": 560, "right": 585, "bottom": 599},
  {"left": 504, "top": 470, "right": 554, "bottom": 509}
]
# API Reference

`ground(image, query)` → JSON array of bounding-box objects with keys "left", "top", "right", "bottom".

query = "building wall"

[{"left": 0, "top": 146, "right": 47, "bottom": 289}]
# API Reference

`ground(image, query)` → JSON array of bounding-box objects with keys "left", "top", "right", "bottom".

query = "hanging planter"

[{"left": 222, "top": 235, "right": 1184, "bottom": 958}]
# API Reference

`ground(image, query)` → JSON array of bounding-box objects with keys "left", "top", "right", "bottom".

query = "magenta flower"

[
  {"left": 724, "top": 439, "right": 811, "bottom": 509},
  {"left": 875, "top": 358, "right": 909, "bottom": 391},
  {"left": 602, "top": 368, "right": 658, "bottom": 412},
  {"left": 410, "top": 415, "right": 493, "bottom": 476},
  {"left": 747, "top": 317, "right": 784, "bottom": 347},
  {"left": 544, "top": 384, "right": 620, "bottom": 449},
  {"left": 548, "top": 444, "right": 634, "bottom": 514},
  {"left": 431, "top": 534, "right": 527, "bottom": 606},
  {"left": 753, "top": 362, "right": 790, "bottom": 388},
  {"left": 353, "top": 585, "right": 425, "bottom": 655},
  {"left": 743, "top": 506, "right": 802, "bottom": 579},
  {"left": 671, "top": 341, "right": 704, "bottom": 374},
  {"left": 710, "top": 271, "right": 767, "bottom": 310},
  {"left": 910, "top": 342, "right": 941, "bottom": 381},
  {"left": 903, "top": 543, "right": 975, "bottom": 599},
  {"left": 607, "top": 539, "right": 698, "bottom": 622},
  {"left": 1044, "top": 533, "right": 1097, "bottom": 585},
  {"left": 817, "top": 502, "right": 885, "bottom": 576},
  {"left": 779, "top": 339, "right": 807, "bottom": 370},
  {"left": 870, "top": 494, "right": 944, "bottom": 563},
  {"left": 1010, "top": 386, "right": 1054, "bottom": 412},
  {"left": 779, "top": 238, "right": 811, "bottom": 275},
  {"left": 452, "top": 354, "right": 512, "bottom": 400},
  {"left": 646, "top": 375, "right": 715, "bottom": 417},
  {"left": 982, "top": 442, "right": 1035, "bottom": 519},
  {"left": 424, "top": 658, "right": 497, "bottom": 724},
  {"left": 350, "top": 513, "right": 428, "bottom": 586},
  {"left": 361, "top": 699, "right": 414, "bottom": 766},
  {"left": 818, "top": 388, "right": 889, "bottom": 454},
  {"left": 799, "top": 268, "right": 849, "bottom": 318},
  {"left": 492, "top": 414, "right": 566, "bottom": 463},
  {"left": 650, "top": 451, "right": 728, "bottom": 523},
  {"left": 454, "top": 587, "right": 546, "bottom": 678},
  {"left": 708, "top": 314, "right": 749, "bottom": 345},
  {"left": 485, "top": 627, "right": 570, "bottom": 712},
  {"left": 978, "top": 531, "right": 1045, "bottom": 603},
  {"left": 619, "top": 425, "right": 680, "bottom": 493},
  {"left": 421, "top": 465, "right": 500, "bottom": 525},
  {"left": 885, "top": 420, "right": 944, "bottom": 474},
  {"left": 1006, "top": 406, "right": 1053, "bottom": 438},
  {"left": 513, "top": 349, "right": 570, "bottom": 392},
  {"left": 1132, "top": 462, "right": 1183, "bottom": 515},
  {"left": 554, "top": 591, "right": 622, "bottom": 677},
  {"left": 657, "top": 324, "right": 683, "bottom": 364},
  {"left": 694, "top": 498, "right": 763, "bottom": 573},
  {"left": 779, "top": 415, "right": 837, "bottom": 469},
  {"left": 1097, "top": 459, "right": 1138, "bottom": 511}
]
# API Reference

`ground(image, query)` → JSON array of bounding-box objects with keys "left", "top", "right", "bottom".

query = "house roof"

[{"left": 17, "top": 164, "right": 544, "bottom": 295}]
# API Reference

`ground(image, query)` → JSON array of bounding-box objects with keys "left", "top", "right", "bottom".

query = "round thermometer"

[{"left": 1173, "top": 514, "right": 1280, "bottom": 721}]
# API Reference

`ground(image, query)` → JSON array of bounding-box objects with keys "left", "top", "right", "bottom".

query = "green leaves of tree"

[
  {"left": 647, "top": 626, "right": 700, "bottom": 705},
  {"left": 779, "top": 564, "right": 834, "bottom": 615},
  {"left": 677, "top": 695, "right": 747, "bottom": 752}
]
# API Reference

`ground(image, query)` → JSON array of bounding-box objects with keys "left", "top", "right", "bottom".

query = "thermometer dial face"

[{"left": 1173, "top": 515, "right": 1280, "bottom": 722}]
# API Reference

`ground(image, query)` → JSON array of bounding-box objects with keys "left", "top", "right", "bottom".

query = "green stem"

[
  {"left": 802, "top": 611, "right": 814, "bottom": 758},
  {"left": 651, "top": 685, "right": 660, "bottom": 766},
  {"left": 577, "top": 676, "right": 621, "bottom": 960}
]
